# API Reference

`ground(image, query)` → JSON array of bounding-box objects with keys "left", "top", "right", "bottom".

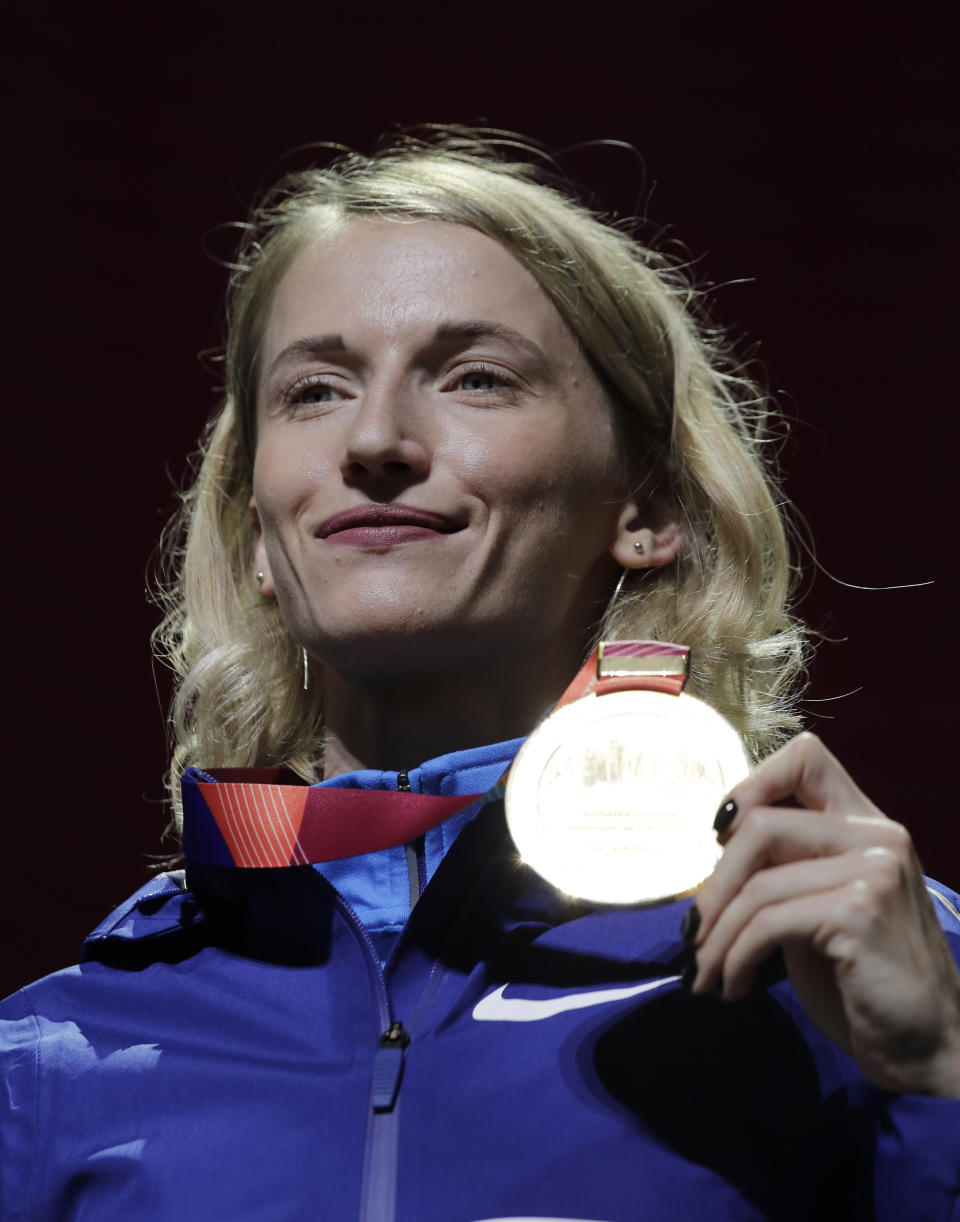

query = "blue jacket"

[{"left": 3, "top": 741, "right": 960, "bottom": 1221}]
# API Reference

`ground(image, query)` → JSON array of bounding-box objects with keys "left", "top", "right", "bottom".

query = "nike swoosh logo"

[{"left": 472, "top": 975, "right": 680, "bottom": 1022}]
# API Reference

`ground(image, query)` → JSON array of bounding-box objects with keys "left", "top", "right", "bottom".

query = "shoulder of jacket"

[{"left": 84, "top": 870, "right": 195, "bottom": 946}]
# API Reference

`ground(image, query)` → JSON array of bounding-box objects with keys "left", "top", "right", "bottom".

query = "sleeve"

[
  {"left": 0, "top": 989, "right": 41, "bottom": 1221},
  {"left": 873, "top": 1092, "right": 960, "bottom": 1222},
  {"left": 870, "top": 879, "right": 960, "bottom": 1222}
]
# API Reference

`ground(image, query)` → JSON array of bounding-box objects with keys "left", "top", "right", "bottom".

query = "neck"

[{"left": 320, "top": 641, "right": 589, "bottom": 778}]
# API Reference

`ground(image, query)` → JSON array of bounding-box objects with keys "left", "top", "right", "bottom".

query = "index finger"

[{"left": 720, "top": 733, "right": 879, "bottom": 836}]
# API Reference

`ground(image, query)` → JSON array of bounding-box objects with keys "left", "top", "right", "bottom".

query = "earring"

[
  {"left": 256, "top": 571, "right": 265, "bottom": 586},
  {"left": 603, "top": 568, "right": 629, "bottom": 621},
  {"left": 302, "top": 647, "right": 310, "bottom": 693},
  {"left": 633, "top": 540, "right": 645, "bottom": 555}
]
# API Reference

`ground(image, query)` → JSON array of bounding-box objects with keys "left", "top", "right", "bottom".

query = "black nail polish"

[
  {"left": 680, "top": 950, "right": 698, "bottom": 992},
  {"left": 713, "top": 799, "right": 738, "bottom": 835},
  {"left": 680, "top": 904, "right": 700, "bottom": 946}
]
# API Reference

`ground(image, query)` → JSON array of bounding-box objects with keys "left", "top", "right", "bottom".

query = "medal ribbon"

[{"left": 180, "top": 640, "right": 690, "bottom": 868}]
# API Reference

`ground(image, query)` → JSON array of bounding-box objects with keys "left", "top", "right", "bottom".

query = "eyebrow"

[
  {"left": 265, "top": 334, "right": 346, "bottom": 380},
  {"left": 264, "top": 320, "right": 549, "bottom": 382},
  {"left": 433, "top": 320, "right": 548, "bottom": 366}
]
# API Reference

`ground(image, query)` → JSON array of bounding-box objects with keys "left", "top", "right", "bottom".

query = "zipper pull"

[{"left": 371, "top": 1021, "right": 410, "bottom": 1113}]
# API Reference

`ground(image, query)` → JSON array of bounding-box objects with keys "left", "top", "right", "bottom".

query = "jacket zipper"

[
  {"left": 371, "top": 1021, "right": 411, "bottom": 1112},
  {"left": 371, "top": 773, "right": 412, "bottom": 1108},
  {"left": 398, "top": 771, "right": 428, "bottom": 902},
  {"left": 334, "top": 782, "right": 412, "bottom": 1222}
]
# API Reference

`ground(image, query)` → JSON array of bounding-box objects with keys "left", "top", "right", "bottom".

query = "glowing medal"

[{"left": 505, "top": 641, "right": 751, "bottom": 905}]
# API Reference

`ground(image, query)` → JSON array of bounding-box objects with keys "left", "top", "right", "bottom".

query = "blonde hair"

[{"left": 154, "top": 129, "right": 806, "bottom": 835}]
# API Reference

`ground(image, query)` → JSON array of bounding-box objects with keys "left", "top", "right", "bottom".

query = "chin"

[{"left": 306, "top": 612, "right": 522, "bottom": 683}]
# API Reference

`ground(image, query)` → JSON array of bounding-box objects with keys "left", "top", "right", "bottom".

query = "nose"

[{"left": 339, "top": 376, "right": 431, "bottom": 489}]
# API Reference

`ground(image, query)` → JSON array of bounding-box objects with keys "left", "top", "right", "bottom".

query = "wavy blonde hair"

[{"left": 154, "top": 129, "right": 806, "bottom": 834}]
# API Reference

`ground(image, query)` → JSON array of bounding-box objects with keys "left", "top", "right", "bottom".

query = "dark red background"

[{"left": 5, "top": 2, "right": 957, "bottom": 998}]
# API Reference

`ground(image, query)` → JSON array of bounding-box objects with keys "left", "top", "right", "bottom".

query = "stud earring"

[
  {"left": 633, "top": 540, "right": 645, "bottom": 555},
  {"left": 256, "top": 571, "right": 265, "bottom": 586}
]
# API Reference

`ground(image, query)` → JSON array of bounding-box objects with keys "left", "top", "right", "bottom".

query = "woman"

[{"left": 3, "top": 132, "right": 959, "bottom": 1221}]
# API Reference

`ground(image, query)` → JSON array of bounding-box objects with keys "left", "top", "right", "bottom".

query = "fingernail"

[
  {"left": 680, "top": 904, "right": 700, "bottom": 946},
  {"left": 680, "top": 950, "right": 698, "bottom": 992},
  {"left": 713, "top": 799, "right": 738, "bottom": 835}
]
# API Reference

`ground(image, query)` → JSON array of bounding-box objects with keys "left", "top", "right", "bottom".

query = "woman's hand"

[{"left": 687, "top": 732, "right": 960, "bottom": 1096}]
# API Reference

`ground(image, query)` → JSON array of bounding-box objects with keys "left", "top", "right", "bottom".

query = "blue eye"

[
  {"left": 300, "top": 382, "right": 337, "bottom": 404},
  {"left": 460, "top": 370, "right": 499, "bottom": 392},
  {"left": 279, "top": 375, "right": 344, "bottom": 412}
]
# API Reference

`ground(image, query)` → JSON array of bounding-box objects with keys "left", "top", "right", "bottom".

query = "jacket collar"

[{"left": 181, "top": 738, "right": 524, "bottom": 869}]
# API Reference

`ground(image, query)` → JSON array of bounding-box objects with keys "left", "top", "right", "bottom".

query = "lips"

[{"left": 316, "top": 503, "right": 461, "bottom": 543}]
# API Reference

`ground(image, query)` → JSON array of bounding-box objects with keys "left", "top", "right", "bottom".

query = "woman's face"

[{"left": 252, "top": 218, "right": 642, "bottom": 681}]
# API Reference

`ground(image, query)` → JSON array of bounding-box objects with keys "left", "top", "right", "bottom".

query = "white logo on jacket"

[{"left": 472, "top": 975, "right": 679, "bottom": 1022}]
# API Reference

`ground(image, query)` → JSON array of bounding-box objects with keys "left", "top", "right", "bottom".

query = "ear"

[
  {"left": 608, "top": 497, "right": 684, "bottom": 571},
  {"left": 249, "top": 498, "right": 276, "bottom": 597}
]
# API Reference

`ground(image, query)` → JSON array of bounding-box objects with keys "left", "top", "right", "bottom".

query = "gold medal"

[{"left": 505, "top": 641, "right": 751, "bottom": 905}]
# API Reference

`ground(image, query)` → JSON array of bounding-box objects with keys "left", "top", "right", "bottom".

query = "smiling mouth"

[{"left": 316, "top": 503, "right": 462, "bottom": 546}]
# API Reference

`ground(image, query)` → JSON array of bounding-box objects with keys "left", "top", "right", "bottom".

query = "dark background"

[{"left": 5, "top": 2, "right": 957, "bottom": 998}]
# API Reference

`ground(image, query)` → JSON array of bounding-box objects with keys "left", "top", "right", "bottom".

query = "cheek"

[
  {"left": 252, "top": 433, "right": 326, "bottom": 527},
  {"left": 452, "top": 416, "right": 621, "bottom": 519},
  {"left": 301, "top": 439, "right": 341, "bottom": 486}
]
